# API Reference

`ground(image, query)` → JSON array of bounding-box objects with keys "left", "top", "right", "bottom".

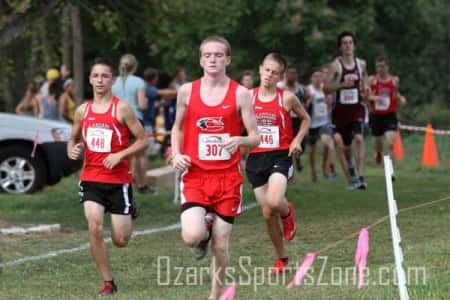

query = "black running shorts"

[
  {"left": 245, "top": 150, "right": 294, "bottom": 189},
  {"left": 370, "top": 113, "right": 398, "bottom": 137},
  {"left": 79, "top": 181, "right": 135, "bottom": 215}
]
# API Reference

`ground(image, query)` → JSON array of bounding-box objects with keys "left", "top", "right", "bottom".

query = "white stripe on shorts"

[{"left": 122, "top": 183, "right": 131, "bottom": 214}]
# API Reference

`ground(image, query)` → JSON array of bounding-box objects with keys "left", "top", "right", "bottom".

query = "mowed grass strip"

[{"left": 0, "top": 136, "right": 449, "bottom": 299}]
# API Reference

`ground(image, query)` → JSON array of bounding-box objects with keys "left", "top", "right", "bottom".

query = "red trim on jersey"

[
  {"left": 369, "top": 74, "right": 398, "bottom": 114},
  {"left": 182, "top": 78, "right": 242, "bottom": 170},
  {"left": 250, "top": 87, "right": 293, "bottom": 154},
  {"left": 80, "top": 97, "right": 132, "bottom": 184}
]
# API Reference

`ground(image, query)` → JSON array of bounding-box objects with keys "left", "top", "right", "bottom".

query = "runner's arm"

[
  {"left": 67, "top": 103, "right": 85, "bottom": 160},
  {"left": 286, "top": 91, "right": 310, "bottom": 155},
  {"left": 324, "top": 61, "right": 344, "bottom": 94},
  {"left": 170, "top": 83, "right": 191, "bottom": 170},
  {"left": 237, "top": 86, "right": 259, "bottom": 148},
  {"left": 118, "top": 102, "right": 149, "bottom": 159},
  {"left": 395, "top": 76, "right": 407, "bottom": 106}
]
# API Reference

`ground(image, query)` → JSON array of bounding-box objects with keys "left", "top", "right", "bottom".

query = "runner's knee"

[
  {"left": 181, "top": 229, "right": 204, "bottom": 247},
  {"left": 88, "top": 221, "right": 103, "bottom": 240},
  {"left": 112, "top": 234, "right": 130, "bottom": 248}
]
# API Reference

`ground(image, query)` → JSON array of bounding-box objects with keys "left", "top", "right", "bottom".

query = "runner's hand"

[
  {"left": 103, "top": 153, "right": 123, "bottom": 169},
  {"left": 288, "top": 139, "right": 302, "bottom": 157},
  {"left": 223, "top": 136, "right": 241, "bottom": 155},
  {"left": 68, "top": 143, "right": 83, "bottom": 160},
  {"left": 172, "top": 154, "right": 191, "bottom": 171}
]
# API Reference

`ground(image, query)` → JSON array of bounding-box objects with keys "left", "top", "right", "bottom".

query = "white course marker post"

[{"left": 383, "top": 155, "right": 409, "bottom": 300}]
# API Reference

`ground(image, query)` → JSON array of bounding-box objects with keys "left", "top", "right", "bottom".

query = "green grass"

[{"left": 0, "top": 136, "right": 449, "bottom": 299}]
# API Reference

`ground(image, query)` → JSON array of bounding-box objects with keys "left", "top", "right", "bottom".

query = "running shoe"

[
  {"left": 270, "top": 257, "right": 289, "bottom": 274},
  {"left": 281, "top": 202, "right": 296, "bottom": 241},
  {"left": 347, "top": 178, "right": 360, "bottom": 191},
  {"left": 357, "top": 176, "right": 367, "bottom": 190},
  {"left": 191, "top": 213, "right": 214, "bottom": 260},
  {"left": 98, "top": 280, "right": 117, "bottom": 296}
]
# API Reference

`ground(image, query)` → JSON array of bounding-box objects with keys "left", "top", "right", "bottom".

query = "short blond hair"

[{"left": 199, "top": 35, "right": 231, "bottom": 56}]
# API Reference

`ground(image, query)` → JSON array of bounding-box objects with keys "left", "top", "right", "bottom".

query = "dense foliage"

[{"left": 0, "top": 0, "right": 448, "bottom": 125}]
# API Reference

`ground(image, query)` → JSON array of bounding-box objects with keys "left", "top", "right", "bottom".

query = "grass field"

[{"left": 0, "top": 135, "right": 449, "bottom": 300}]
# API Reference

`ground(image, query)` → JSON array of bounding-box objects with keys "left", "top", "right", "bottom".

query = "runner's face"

[
  {"left": 376, "top": 61, "right": 389, "bottom": 77},
  {"left": 89, "top": 64, "right": 114, "bottom": 95},
  {"left": 286, "top": 68, "right": 297, "bottom": 84},
  {"left": 259, "top": 59, "right": 283, "bottom": 88},
  {"left": 311, "top": 71, "right": 322, "bottom": 87},
  {"left": 200, "top": 42, "right": 230, "bottom": 75},
  {"left": 241, "top": 75, "right": 254, "bottom": 89},
  {"left": 340, "top": 36, "right": 355, "bottom": 56}
]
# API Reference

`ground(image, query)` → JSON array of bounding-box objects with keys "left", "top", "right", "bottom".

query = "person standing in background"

[{"left": 112, "top": 54, "right": 151, "bottom": 194}]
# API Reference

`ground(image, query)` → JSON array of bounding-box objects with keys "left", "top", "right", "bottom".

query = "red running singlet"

[
  {"left": 250, "top": 87, "right": 293, "bottom": 154},
  {"left": 182, "top": 79, "right": 242, "bottom": 170},
  {"left": 80, "top": 97, "right": 132, "bottom": 184},
  {"left": 369, "top": 74, "right": 398, "bottom": 115}
]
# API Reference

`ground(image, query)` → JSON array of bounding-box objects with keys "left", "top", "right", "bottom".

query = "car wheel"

[{"left": 0, "top": 145, "right": 47, "bottom": 194}]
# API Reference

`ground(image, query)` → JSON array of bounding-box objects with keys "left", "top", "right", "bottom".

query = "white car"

[{"left": 0, "top": 113, "right": 81, "bottom": 194}]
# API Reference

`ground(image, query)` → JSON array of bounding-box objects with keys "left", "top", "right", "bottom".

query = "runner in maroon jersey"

[
  {"left": 324, "top": 31, "right": 369, "bottom": 190},
  {"left": 170, "top": 36, "right": 259, "bottom": 300},
  {"left": 67, "top": 57, "right": 148, "bottom": 296},
  {"left": 246, "top": 53, "right": 310, "bottom": 274},
  {"left": 368, "top": 56, "right": 407, "bottom": 164}
]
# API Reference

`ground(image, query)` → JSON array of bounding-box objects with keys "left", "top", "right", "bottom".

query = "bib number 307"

[{"left": 198, "top": 133, "right": 231, "bottom": 160}]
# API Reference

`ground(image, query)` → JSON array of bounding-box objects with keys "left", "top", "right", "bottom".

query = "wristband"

[{"left": 171, "top": 152, "right": 180, "bottom": 160}]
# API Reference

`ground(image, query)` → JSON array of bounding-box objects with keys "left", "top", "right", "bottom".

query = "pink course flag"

[
  {"left": 219, "top": 282, "right": 236, "bottom": 300},
  {"left": 287, "top": 252, "right": 316, "bottom": 288},
  {"left": 31, "top": 129, "right": 39, "bottom": 158},
  {"left": 354, "top": 227, "right": 369, "bottom": 289}
]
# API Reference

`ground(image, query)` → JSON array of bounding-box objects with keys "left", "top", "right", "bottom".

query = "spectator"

[
  {"left": 16, "top": 82, "right": 40, "bottom": 117},
  {"left": 112, "top": 54, "right": 151, "bottom": 194},
  {"left": 59, "top": 78, "right": 76, "bottom": 123}
]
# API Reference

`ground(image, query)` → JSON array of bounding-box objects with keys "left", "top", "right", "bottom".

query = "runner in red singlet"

[
  {"left": 368, "top": 56, "right": 407, "bottom": 164},
  {"left": 170, "top": 36, "right": 259, "bottom": 300},
  {"left": 67, "top": 57, "right": 148, "bottom": 296},
  {"left": 246, "top": 53, "right": 310, "bottom": 274}
]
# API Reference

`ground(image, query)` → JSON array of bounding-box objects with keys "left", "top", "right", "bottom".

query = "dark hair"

[
  {"left": 375, "top": 55, "right": 388, "bottom": 64},
  {"left": 337, "top": 31, "right": 356, "bottom": 48},
  {"left": 90, "top": 57, "right": 114, "bottom": 73},
  {"left": 240, "top": 70, "right": 254, "bottom": 78},
  {"left": 286, "top": 64, "right": 297, "bottom": 71},
  {"left": 262, "top": 53, "right": 287, "bottom": 73},
  {"left": 144, "top": 67, "right": 159, "bottom": 82},
  {"left": 49, "top": 79, "right": 64, "bottom": 100},
  {"left": 199, "top": 35, "right": 231, "bottom": 56}
]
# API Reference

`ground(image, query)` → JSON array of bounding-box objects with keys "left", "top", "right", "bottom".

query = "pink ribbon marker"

[
  {"left": 31, "top": 129, "right": 39, "bottom": 158},
  {"left": 218, "top": 282, "right": 236, "bottom": 300},
  {"left": 354, "top": 227, "right": 369, "bottom": 288},
  {"left": 287, "top": 252, "right": 316, "bottom": 288}
]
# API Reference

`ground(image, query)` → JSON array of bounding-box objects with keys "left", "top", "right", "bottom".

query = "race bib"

[
  {"left": 313, "top": 101, "right": 328, "bottom": 117},
  {"left": 86, "top": 127, "right": 113, "bottom": 153},
  {"left": 339, "top": 88, "right": 358, "bottom": 104},
  {"left": 258, "top": 126, "right": 280, "bottom": 148},
  {"left": 375, "top": 95, "right": 390, "bottom": 111},
  {"left": 198, "top": 133, "right": 230, "bottom": 160}
]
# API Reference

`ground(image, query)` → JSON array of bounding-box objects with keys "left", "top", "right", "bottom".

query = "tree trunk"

[
  {"left": 39, "top": 20, "right": 52, "bottom": 70},
  {"left": 0, "top": 58, "right": 16, "bottom": 112},
  {"left": 61, "top": 5, "right": 71, "bottom": 71},
  {"left": 29, "top": 29, "right": 40, "bottom": 80},
  {"left": 70, "top": 4, "right": 83, "bottom": 104}
]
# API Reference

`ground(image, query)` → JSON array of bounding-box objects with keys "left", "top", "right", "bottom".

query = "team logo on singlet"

[
  {"left": 196, "top": 117, "right": 224, "bottom": 132},
  {"left": 343, "top": 74, "right": 358, "bottom": 82}
]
